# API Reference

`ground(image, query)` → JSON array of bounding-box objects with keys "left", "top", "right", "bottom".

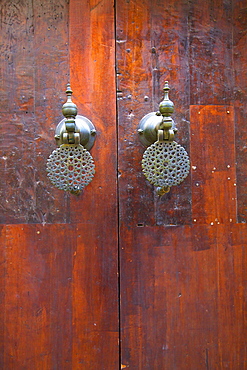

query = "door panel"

[
  {"left": 0, "top": 0, "right": 246, "bottom": 369},
  {"left": 0, "top": 0, "right": 119, "bottom": 368},
  {"left": 117, "top": 0, "right": 247, "bottom": 368}
]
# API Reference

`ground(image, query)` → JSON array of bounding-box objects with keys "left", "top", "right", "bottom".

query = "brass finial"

[
  {"left": 158, "top": 81, "right": 174, "bottom": 117},
  {"left": 62, "top": 83, "right": 78, "bottom": 120}
]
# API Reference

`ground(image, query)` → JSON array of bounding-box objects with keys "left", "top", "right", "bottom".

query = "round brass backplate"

[
  {"left": 138, "top": 112, "right": 162, "bottom": 147},
  {"left": 138, "top": 112, "right": 175, "bottom": 147},
  {"left": 55, "top": 115, "right": 96, "bottom": 150}
]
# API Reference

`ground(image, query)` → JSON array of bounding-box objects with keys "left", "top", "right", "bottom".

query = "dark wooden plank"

[
  {"left": 69, "top": 0, "right": 119, "bottom": 368},
  {"left": 72, "top": 224, "right": 119, "bottom": 368},
  {"left": 116, "top": 0, "right": 191, "bottom": 227},
  {"left": 32, "top": 0, "right": 71, "bottom": 224},
  {"left": 121, "top": 226, "right": 210, "bottom": 368},
  {"left": 2, "top": 220, "right": 119, "bottom": 369},
  {"left": 3, "top": 224, "right": 74, "bottom": 368},
  {"left": 116, "top": 0, "right": 155, "bottom": 226},
  {"left": 120, "top": 224, "right": 247, "bottom": 368},
  {"left": 0, "top": 226, "right": 6, "bottom": 367},
  {"left": 190, "top": 105, "right": 237, "bottom": 225},
  {"left": 0, "top": 0, "right": 70, "bottom": 224},
  {"left": 69, "top": 0, "right": 118, "bottom": 224},
  {"left": 189, "top": 0, "right": 233, "bottom": 105},
  {"left": 233, "top": 0, "right": 247, "bottom": 222},
  {"left": 215, "top": 224, "right": 247, "bottom": 368}
]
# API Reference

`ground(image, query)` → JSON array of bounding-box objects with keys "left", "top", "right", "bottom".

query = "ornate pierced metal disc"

[
  {"left": 142, "top": 141, "right": 190, "bottom": 187},
  {"left": 46, "top": 144, "right": 95, "bottom": 193}
]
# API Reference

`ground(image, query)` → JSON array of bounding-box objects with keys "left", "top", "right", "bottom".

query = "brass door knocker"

[
  {"left": 46, "top": 84, "right": 96, "bottom": 195},
  {"left": 138, "top": 82, "right": 190, "bottom": 195}
]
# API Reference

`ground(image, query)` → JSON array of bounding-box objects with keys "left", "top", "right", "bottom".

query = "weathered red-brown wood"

[
  {"left": 1, "top": 222, "right": 119, "bottom": 369},
  {"left": 116, "top": 0, "right": 191, "bottom": 227},
  {"left": 189, "top": 0, "right": 233, "bottom": 105},
  {"left": 69, "top": 0, "right": 117, "bottom": 224},
  {"left": 0, "top": 0, "right": 246, "bottom": 368},
  {"left": 0, "top": 0, "right": 70, "bottom": 224},
  {"left": 233, "top": 0, "right": 247, "bottom": 222},
  {"left": 72, "top": 224, "right": 119, "bottom": 368},
  {"left": 0, "top": 0, "right": 119, "bottom": 368},
  {"left": 0, "top": 226, "right": 5, "bottom": 362},
  {"left": 190, "top": 105, "right": 237, "bottom": 224},
  {"left": 117, "top": 0, "right": 247, "bottom": 368},
  {"left": 216, "top": 224, "right": 247, "bottom": 367},
  {"left": 3, "top": 224, "right": 74, "bottom": 368},
  {"left": 69, "top": 0, "right": 119, "bottom": 367},
  {"left": 120, "top": 223, "right": 247, "bottom": 369}
]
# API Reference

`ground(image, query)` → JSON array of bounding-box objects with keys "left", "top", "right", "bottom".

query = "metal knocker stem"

[
  {"left": 138, "top": 81, "right": 190, "bottom": 195},
  {"left": 46, "top": 84, "right": 96, "bottom": 195}
]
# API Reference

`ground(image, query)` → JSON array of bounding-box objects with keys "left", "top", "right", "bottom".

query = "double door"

[{"left": 0, "top": 0, "right": 246, "bottom": 368}]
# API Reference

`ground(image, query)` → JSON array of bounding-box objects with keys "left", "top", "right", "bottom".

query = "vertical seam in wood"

[
  {"left": 114, "top": 0, "right": 121, "bottom": 368},
  {"left": 231, "top": 0, "right": 238, "bottom": 223}
]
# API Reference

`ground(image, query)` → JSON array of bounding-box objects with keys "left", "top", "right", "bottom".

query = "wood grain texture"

[
  {"left": 0, "top": 226, "right": 5, "bottom": 363},
  {"left": 0, "top": 0, "right": 119, "bottom": 368},
  {"left": 2, "top": 224, "right": 74, "bottom": 368},
  {"left": 0, "top": 0, "right": 246, "bottom": 369},
  {"left": 190, "top": 105, "right": 237, "bottom": 224},
  {"left": 233, "top": 0, "right": 247, "bottom": 222},
  {"left": 189, "top": 0, "right": 233, "bottom": 105},
  {"left": 72, "top": 223, "right": 119, "bottom": 369},
  {"left": 1, "top": 223, "right": 119, "bottom": 369},
  {"left": 0, "top": 0, "right": 70, "bottom": 224},
  {"left": 120, "top": 224, "right": 247, "bottom": 369},
  {"left": 69, "top": 1, "right": 119, "bottom": 367},
  {"left": 69, "top": 0, "right": 117, "bottom": 225},
  {"left": 116, "top": 0, "right": 191, "bottom": 227},
  {"left": 117, "top": 0, "right": 247, "bottom": 369},
  {"left": 215, "top": 224, "right": 247, "bottom": 367}
]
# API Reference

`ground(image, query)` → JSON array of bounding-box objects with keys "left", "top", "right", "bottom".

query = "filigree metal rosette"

[
  {"left": 138, "top": 81, "right": 190, "bottom": 194},
  {"left": 142, "top": 141, "right": 190, "bottom": 188},
  {"left": 46, "top": 84, "right": 96, "bottom": 195},
  {"left": 46, "top": 144, "right": 95, "bottom": 195}
]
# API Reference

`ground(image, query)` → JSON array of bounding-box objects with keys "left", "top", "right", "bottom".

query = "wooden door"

[{"left": 0, "top": 0, "right": 246, "bottom": 369}]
